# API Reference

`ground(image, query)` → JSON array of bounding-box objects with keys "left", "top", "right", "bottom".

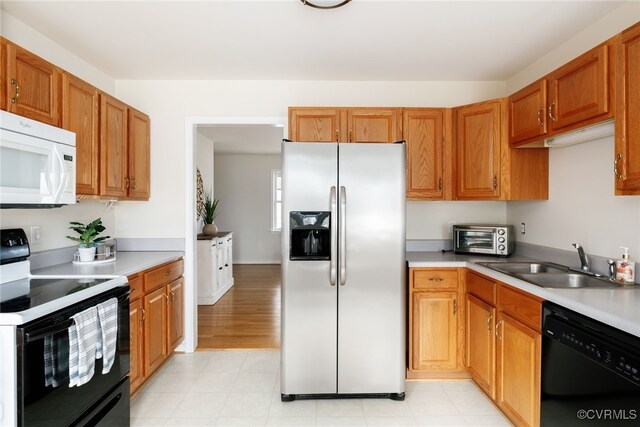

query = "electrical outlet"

[
  {"left": 30, "top": 225, "right": 41, "bottom": 243},
  {"left": 520, "top": 222, "right": 526, "bottom": 235}
]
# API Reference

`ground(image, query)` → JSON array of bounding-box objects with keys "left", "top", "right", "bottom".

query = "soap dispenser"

[{"left": 615, "top": 247, "right": 636, "bottom": 285}]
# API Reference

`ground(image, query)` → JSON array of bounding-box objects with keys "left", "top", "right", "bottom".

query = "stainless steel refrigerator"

[{"left": 280, "top": 141, "right": 406, "bottom": 401}]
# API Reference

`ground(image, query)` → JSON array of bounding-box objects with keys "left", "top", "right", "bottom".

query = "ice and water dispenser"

[{"left": 289, "top": 211, "right": 331, "bottom": 260}]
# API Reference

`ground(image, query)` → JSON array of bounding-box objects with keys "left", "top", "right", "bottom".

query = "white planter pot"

[{"left": 78, "top": 246, "right": 96, "bottom": 262}]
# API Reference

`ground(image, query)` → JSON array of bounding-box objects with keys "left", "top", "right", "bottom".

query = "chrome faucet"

[{"left": 572, "top": 243, "right": 591, "bottom": 273}]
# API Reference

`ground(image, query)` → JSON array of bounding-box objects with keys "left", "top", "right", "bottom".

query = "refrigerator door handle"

[
  {"left": 330, "top": 186, "right": 337, "bottom": 286},
  {"left": 339, "top": 185, "right": 347, "bottom": 286}
]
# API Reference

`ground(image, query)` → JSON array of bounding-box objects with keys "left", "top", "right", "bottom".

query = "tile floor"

[{"left": 131, "top": 351, "right": 511, "bottom": 427}]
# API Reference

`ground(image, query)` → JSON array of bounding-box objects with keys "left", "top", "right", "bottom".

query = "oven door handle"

[{"left": 25, "top": 319, "right": 74, "bottom": 343}]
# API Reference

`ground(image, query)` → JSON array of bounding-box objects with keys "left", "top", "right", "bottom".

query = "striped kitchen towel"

[
  {"left": 44, "top": 332, "right": 69, "bottom": 387},
  {"left": 96, "top": 298, "right": 118, "bottom": 374},
  {"left": 68, "top": 306, "right": 98, "bottom": 387}
]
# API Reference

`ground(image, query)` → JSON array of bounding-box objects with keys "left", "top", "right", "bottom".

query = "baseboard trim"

[
  {"left": 198, "top": 278, "right": 234, "bottom": 306},
  {"left": 234, "top": 260, "right": 281, "bottom": 265}
]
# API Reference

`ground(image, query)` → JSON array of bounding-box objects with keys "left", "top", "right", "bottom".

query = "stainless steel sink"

[
  {"left": 479, "top": 262, "right": 567, "bottom": 275},
  {"left": 515, "top": 273, "right": 616, "bottom": 289},
  {"left": 478, "top": 261, "right": 618, "bottom": 289}
]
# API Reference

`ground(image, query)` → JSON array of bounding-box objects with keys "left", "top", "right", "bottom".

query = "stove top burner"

[{"left": 0, "top": 277, "right": 114, "bottom": 313}]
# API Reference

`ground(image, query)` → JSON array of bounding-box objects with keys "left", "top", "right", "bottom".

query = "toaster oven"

[{"left": 453, "top": 224, "right": 514, "bottom": 256}]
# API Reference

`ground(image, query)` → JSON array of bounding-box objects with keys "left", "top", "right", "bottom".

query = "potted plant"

[
  {"left": 66, "top": 218, "right": 111, "bottom": 262},
  {"left": 202, "top": 191, "right": 220, "bottom": 236}
]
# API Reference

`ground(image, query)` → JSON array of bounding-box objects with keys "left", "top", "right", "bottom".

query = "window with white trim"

[{"left": 272, "top": 170, "right": 282, "bottom": 232}]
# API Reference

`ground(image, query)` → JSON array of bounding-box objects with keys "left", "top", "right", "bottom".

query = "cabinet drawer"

[
  {"left": 144, "top": 259, "right": 184, "bottom": 293},
  {"left": 129, "top": 276, "right": 143, "bottom": 301},
  {"left": 412, "top": 269, "right": 459, "bottom": 290},
  {"left": 497, "top": 284, "right": 541, "bottom": 332},
  {"left": 467, "top": 271, "right": 496, "bottom": 305}
]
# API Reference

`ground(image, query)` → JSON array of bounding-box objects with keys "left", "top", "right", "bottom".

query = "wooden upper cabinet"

[
  {"left": 509, "top": 79, "right": 547, "bottom": 145},
  {"left": 616, "top": 22, "right": 640, "bottom": 195},
  {"left": 128, "top": 108, "right": 151, "bottom": 200},
  {"left": 548, "top": 43, "right": 611, "bottom": 131},
  {"left": 62, "top": 73, "right": 99, "bottom": 196},
  {"left": 346, "top": 108, "right": 401, "bottom": 143},
  {"left": 100, "top": 93, "right": 128, "bottom": 198},
  {"left": 454, "top": 99, "right": 501, "bottom": 199},
  {"left": 289, "top": 107, "right": 342, "bottom": 142},
  {"left": 5, "top": 41, "right": 60, "bottom": 126},
  {"left": 404, "top": 108, "right": 452, "bottom": 200}
]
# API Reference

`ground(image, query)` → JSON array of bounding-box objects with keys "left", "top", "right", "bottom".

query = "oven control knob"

[
  {"left": 498, "top": 245, "right": 505, "bottom": 251},
  {"left": 498, "top": 229, "right": 505, "bottom": 235},
  {"left": 498, "top": 237, "right": 505, "bottom": 243}
]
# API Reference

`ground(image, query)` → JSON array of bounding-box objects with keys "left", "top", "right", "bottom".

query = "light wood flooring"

[{"left": 197, "top": 264, "right": 280, "bottom": 350}]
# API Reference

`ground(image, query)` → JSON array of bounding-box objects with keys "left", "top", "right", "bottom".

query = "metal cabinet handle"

[
  {"left": 428, "top": 278, "right": 444, "bottom": 282},
  {"left": 125, "top": 177, "right": 130, "bottom": 189},
  {"left": 453, "top": 300, "right": 457, "bottom": 315},
  {"left": 164, "top": 294, "right": 170, "bottom": 305},
  {"left": 548, "top": 101, "right": 557, "bottom": 122},
  {"left": 330, "top": 186, "right": 337, "bottom": 286},
  {"left": 349, "top": 130, "right": 352, "bottom": 143},
  {"left": 537, "top": 108, "right": 544, "bottom": 127},
  {"left": 438, "top": 177, "right": 443, "bottom": 191},
  {"left": 10, "top": 79, "right": 20, "bottom": 103},
  {"left": 493, "top": 175, "right": 497, "bottom": 190},
  {"left": 495, "top": 319, "right": 503, "bottom": 341},
  {"left": 614, "top": 153, "right": 623, "bottom": 180},
  {"left": 131, "top": 177, "right": 137, "bottom": 190},
  {"left": 335, "top": 130, "right": 339, "bottom": 142},
  {"left": 140, "top": 308, "right": 145, "bottom": 323},
  {"left": 339, "top": 186, "right": 347, "bottom": 286},
  {"left": 487, "top": 314, "right": 493, "bottom": 332}
]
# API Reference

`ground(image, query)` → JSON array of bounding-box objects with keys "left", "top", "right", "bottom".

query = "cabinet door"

[
  {"left": 509, "top": 79, "right": 547, "bottom": 145},
  {"left": 404, "top": 108, "right": 445, "bottom": 199},
  {"left": 227, "top": 236, "right": 233, "bottom": 281},
  {"left": 128, "top": 108, "right": 151, "bottom": 200},
  {"left": 616, "top": 23, "right": 640, "bottom": 195},
  {"left": 548, "top": 43, "right": 610, "bottom": 130},
  {"left": 466, "top": 294, "right": 495, "bottom": 399},
  {"left": 144, "top": 286, "right": 167, "bottom": 377},
  {"left": 100, "top": 94, "right": 128, "bottom": 197},
  {"left": 129, "top": 298, "right": 145, "bottom": 393},
  {"left": 346, "top": 108, "right": 400, "bottom": 143},
  {"left": 216, "top": 241, "right": 224, "bottom": 291},
  {"left": 411, "top": 291, "right": 458, "bottom": 371},
  {"left": 167, "top": 278, "right": 184, "bottom": 353},
  {"left": 61, "top": 73, "right": 99, "bottom": 195},
  {"left": 455, "top": 100, "right": 501, "bottom": 199},
  {"left": 5, "top": 43, "right": 60, "bottom": 125},
  {"left": 496, "top": 312, "right": 541, "bottom": 427},
  {"left": 289, "top": 107, "right": 342, "bottom": 142}
]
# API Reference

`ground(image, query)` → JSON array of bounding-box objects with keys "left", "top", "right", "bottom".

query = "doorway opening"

[{"left": 185, "top": 118, "right": 285, "bottom": 351}]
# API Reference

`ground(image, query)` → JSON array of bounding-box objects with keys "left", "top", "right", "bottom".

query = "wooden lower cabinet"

[
  {"left": 466, "top": 294, "right": 496, "bottom": 399},
  {"left": 408, "top": 268, "right": 466, "bottom": 379},
  {"left": 129, "top": 298, "right": 144, "bottom": 392},
  {"left": 496, "top": 312, "right": 541, "bottom": 427},
  {"left": 129, "top": 258, "right": 184, "bottom": 395}
]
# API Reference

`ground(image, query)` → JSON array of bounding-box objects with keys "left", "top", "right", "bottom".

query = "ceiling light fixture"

[{"left": 300, "top": 0, "right": 352, "bottom": 10}]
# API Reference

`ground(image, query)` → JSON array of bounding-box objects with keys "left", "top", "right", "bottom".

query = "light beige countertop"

[
  {"left": 32, "top": 251, "right": 184, "bottom": 278},
  {"left": 407, "top": 251, "right": 640, "bottom": 338}
]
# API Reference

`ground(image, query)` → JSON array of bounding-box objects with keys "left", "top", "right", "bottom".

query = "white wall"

[
  {"left": 214, "top": 154, "right": 281, "bottom": 264},
  {"left": 0, "top": 201, "right": 116, "bottom": 252},
  {"left": 1, "top": 11, "right": 115, "bottom": 94},
  {"left": 113, "top": 79, "right": 507, "bottom": 239},
  {"left": 507, "top": 1, "right": 640, "bottom": 93},
  {"left": 195, "top": 131, "right": 215, "bottom": 232},
  {"left": 507, "top": 137, "right": 640, "bottom": 259}
]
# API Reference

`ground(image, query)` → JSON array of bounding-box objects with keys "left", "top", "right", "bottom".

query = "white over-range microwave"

[{"left": 0, "top": 110, "right": 76, "bottom": 208}]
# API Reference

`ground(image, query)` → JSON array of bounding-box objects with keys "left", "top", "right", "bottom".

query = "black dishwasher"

[{"left": 541, "top": 301, "right": 640, "bottom": 425}]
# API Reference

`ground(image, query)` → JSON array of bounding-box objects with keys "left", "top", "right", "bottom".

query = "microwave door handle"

[{"left": 52, "top": 146, "right": 66, "bottom": 203}]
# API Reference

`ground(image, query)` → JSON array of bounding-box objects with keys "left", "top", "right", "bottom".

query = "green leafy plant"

[
  {"left": 66, "top": 218, "right": 110, "bottom": 248},
  {"left": 203, "top": 191, "right": 220, "bottom": 225}
]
